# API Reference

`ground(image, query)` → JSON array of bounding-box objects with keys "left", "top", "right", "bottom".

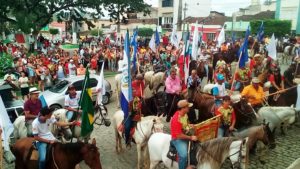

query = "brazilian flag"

[{"left": 80, "top": 69, "right": 95, "bottom": 137}]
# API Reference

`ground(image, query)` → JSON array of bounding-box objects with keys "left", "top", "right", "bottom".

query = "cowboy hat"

[{"left": 177, "top": 100, "right": 193, "bottom": 108}]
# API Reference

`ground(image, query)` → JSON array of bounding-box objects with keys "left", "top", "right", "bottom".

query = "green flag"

[{"left": 80, "top": 69, "right": 95, "bottom": 137}]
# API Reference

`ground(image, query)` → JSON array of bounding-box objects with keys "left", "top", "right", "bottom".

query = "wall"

[{"left": 279, "top": 0, "right": 300, "bottom": 30}]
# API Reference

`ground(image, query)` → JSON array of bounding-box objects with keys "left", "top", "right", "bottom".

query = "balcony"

[{"left": 162, "top": 0, "right": 173, "bottom": 7}]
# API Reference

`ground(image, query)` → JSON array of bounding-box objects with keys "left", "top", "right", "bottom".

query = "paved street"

[{"left": 3, "top": 70, "right": 300, "bottom": 169}]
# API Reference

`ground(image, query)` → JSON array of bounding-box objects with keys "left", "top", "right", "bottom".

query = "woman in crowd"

[{"left": 18, "top": 71, "right": 29, "bottom": 100}]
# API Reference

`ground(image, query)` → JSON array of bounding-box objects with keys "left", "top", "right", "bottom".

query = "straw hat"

[{"left": 177, "top": 100, "right": 193, "bottom": 108}]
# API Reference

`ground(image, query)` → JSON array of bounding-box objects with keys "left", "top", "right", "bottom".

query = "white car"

[{"left": 40, "top": 75, "right": 112, "bottom": 110}]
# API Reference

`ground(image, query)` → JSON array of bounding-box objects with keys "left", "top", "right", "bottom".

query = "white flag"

[
  {"left": 266, "top": 33, "right": 277, "bottom": 60},
  {"left": 171, "top": 25, "right": 179, "bottom": 49},
  {"left": 217, "top": 26, "right": 225, "bottom": 47},
  {"left": 149, "top": 34, "right": 156, "bottom": 52},
  {"left": 191, "top": 23, "right": 199, "bottom": 60},
  {"left": 96, "top": 62, "right": 106, "bottom": 104},
  {"left": 0, "top": 96, "right": 14, "bottom": 152}
]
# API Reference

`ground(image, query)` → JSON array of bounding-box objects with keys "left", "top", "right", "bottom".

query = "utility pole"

[
  {"left": 177, "top": 0, "right": 183, "bottom": 31},
  {"left": 183, "top": 2, "right": 188, "bottom": 21}
]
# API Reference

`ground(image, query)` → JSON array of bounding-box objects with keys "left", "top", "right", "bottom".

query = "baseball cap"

[{"left": 217, "top": 74, "right": 225, "bottom": 81}]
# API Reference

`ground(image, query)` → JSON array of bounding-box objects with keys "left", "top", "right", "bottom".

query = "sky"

[{"left": 144, "top": 0, "right": 265, "bottom": 16}]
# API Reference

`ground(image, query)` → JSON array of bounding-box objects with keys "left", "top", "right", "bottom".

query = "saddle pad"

[{"left": 30, "top": 150, "right": 39, "bottom": 161}]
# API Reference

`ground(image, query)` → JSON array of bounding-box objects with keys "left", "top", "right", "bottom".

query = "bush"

[
  {"left": 250, "top": 20, "right": 292, "bottom": 37},
  {"left": 0, "top": 53, "right": 13, "bottom": 77},
  {"left": 49, "top": 28, "right": 59, "bottom": 35},
  {"left": 138, "top": 28, "right": 153, "bottom": 37}
]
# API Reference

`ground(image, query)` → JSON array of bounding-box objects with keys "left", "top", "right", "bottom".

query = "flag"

[
  {"left": 96, "top": 62, "right": 106, "bottom": 104},
  {"left": 155, "top": 27, "right": 160, "bottom": 46},
  {"left": 0, "top": 96, "right": 14, "bottom": 152},
  {"left": 120, "top": 31, "right": 132, "bottom": 118},
  {"left": 131, "top": 28, "right": 138, "bottom": 72},
  {"left": 39, "top": 95, "right": 48, "bottom": 108},
  {"left": 80, "top": 69, "right": 95, "bottom": 137},
  {"left": 238, "top": 26, "right": 250, "bottom": 68},
  {"left": 171, "top": 25, "right": 179, "bottom": 49},
  {"left": 266, "top": 33, "right": 277, "bottom": 60},
  {"left": 191, "top": 22, "right": 199, "bottom": 60},
  {"left": 184, "top": 27, "right": 191, "bottom": 85},
  {"left": 217, "top": 26, "right": 225, "bottom": 47},
  {"left": 257, "top": 21, "right": 264, "bottom": 42},
  {"left": 149, "top": 34, "right": 156, "bottom": 52}
]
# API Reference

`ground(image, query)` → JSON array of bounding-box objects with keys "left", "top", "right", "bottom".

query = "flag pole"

[{"left": 0, "top": 132, "right": 2, "bottom": 169}]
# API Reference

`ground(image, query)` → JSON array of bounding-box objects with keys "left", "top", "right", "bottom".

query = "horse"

[
  {"left": 12, "top": 137, "right": 102, "bottom": 169},
  {"left": 112, "top": 110, "right": 164, "bottom": 169},
  {"left": 283, "top": 45, "right": 297, "bottom": 64},
  {"left": 257, "top": 106, "right": 297, "bottom": 135},
  {"left": 144, "top": 70, "right": 165, "bottom": 93},
  {"left": 114, "top": 73, "right": 123, "bottom": 108},
  {"left": 232, "top": 124, "right": 275, "bottom": 164},
  {"left": 13, "top": 105, "right": 109, "bottom": 142},
  {"left": 189, "top": 88, "right": 215, "bottom": 123},
  {"left": 232, "top": 97, "right": 257, "bottom": 129},
  {"left": 141, "top": 91, "right": 168, "bottom": 117},
  {"left": 148, "top": 133, "right": 249, "bottom": 169}
]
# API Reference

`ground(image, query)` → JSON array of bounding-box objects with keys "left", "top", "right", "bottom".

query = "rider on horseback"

[
  {"left": 32, "top": 107, "right": 75, "bottom": 169},
  {"left": 233, "top": 65, "right": 251, "bottom": 91},
  {"left": 124, "top": 74, "right": 144, "bottom": 146},
  {"left": 212, "top": 74, "right": 227, "bottom": 107},
  {"left": 65, "top": 85, "right": 82, "bottom": 121},
  {"left": 241, "top": 77, "right": 265, "bottom": 112},
  {"left": 170, "top": 100, "right": 198, "bottom": 169},
  {"left": 24, "top": 87, "right": 42, "bottom": 137},
  {"left": 215, "top": 96, "right": 236, "bottom": 138}
]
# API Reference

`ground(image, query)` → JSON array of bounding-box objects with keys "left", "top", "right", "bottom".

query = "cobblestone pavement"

[{"left": 4, "top": 74, "right": 300, "bottom": 169}]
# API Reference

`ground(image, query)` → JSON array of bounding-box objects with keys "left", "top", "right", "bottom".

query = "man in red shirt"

[
  {"left": 170, "top": 100, "right": 198, "bottom": 169},
  {"left": 24, "top": 87, "right": 42, "bottom": 136}
]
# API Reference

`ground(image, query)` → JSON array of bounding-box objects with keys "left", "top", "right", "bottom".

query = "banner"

[{"left": 194, "top": 115, "right": 220, "bottom": 142}]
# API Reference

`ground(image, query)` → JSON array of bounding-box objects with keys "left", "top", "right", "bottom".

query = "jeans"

[
  {"left": 171, "top": 139, "right": 188, "bottom": 169},
  {"left": 66, "top": 111, "right": 74, "bottom": 121},
  {"left": 36, "top": 142, "right": 47, "bottom": 169},
  {"left": 124, "top": 117, "right": 133, "bottom": 145},
  {"left": 218, "top": 127, "right": 225, "bottom": 138},
  {"left": 234, "top": 81, "right": 241, "bottom": 91}
]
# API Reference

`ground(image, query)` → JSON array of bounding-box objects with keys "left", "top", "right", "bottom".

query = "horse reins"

[{"left": 52, "top": 145, "right": 60, "bottom": 169}]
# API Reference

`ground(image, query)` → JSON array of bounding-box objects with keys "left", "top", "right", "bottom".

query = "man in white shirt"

[
  {"left": 65, "top": 85, "right": 82, "bottom": 121},
  {"left": 32, "top": 107, "right": 75, "bottom": 169},
  {"left": 68, "top": 60, "right": 76, "bottom": 77}
]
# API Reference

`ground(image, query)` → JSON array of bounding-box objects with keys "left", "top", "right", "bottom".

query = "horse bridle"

[{"left": 136, "top": 119, "right": 157, "bottom": 142}]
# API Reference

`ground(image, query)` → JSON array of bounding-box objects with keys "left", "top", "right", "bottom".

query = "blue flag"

[
  {"left": 238, "top": 26, "right": 250, "bottom": 68},
  {"left": 257, "top": 22, "right": 264, "bottom": 42},
  {"left": 131, "top": 28, "right": 138, "bottom": 72},
  {"left": 120, "top": 31, "right": 132, "bottom": 118},
  {"left": 155, "top": 28, "right": 160, "bottom": 46}
]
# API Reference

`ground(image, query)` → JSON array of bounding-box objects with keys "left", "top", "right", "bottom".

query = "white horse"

[
  {"left": 202, "top": 84, "right": 215, "bottom": 94},
  {"left": 112, "top": 110, "right": 164, "bottom": 169},
  {"left": 114, "top": 73, "right": 123, "bottom": 108},
  {"left": 148, "top": 132, "right": 249, "bottom": 169},
  {"left": 144, "top": 71, "right": 165, "bottom": 93},
  {"left": 283, "top": 45, "right": 298, "bottom": 64},
  {"left": 257, "top": 106, "right": 297, "bottom": 134}
]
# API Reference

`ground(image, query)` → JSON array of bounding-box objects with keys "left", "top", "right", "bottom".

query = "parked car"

[{"left": 40, "top": 75, "right": 112, "bottom": 110}]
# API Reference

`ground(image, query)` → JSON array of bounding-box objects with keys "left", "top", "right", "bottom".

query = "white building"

[
  {"left": 234, "top": 0, "right": 276, "bottom": 16},
  {"left": 157, "top": 0, "right": 212, "bottom": 30},
  {"left": 277, "top": 0, "right": 300, "bottom": 31}
]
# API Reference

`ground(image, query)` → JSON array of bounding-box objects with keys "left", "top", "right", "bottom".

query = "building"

[
  {"left": 234, "top": 0, "right": 276, "bottom": 16},
  {"left": 157, "top": 0, "right": 212, "bottom": 31},
  {"left": 275, "top": 0, "right": 300, "bottom": 33}
]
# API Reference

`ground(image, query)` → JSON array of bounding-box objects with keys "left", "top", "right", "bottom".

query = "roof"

[
  {"left": 227, "top": 11, "right": 275, "bottom": 21},
  {"left": 183, "top": 16, "right": 226, "bottom": 26}
]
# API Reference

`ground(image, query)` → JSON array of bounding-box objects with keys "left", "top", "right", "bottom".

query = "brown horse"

[
  {"left": 190, "top": 88, "right": 215, "bottom": 123},
  {"left": 232, "top": 98, "right": 257, "bottom": 129},
  {"left": 12, "top": 137, "right": 102, "bottom": 169}
]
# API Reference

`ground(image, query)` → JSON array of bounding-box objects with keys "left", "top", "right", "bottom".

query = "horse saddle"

[{"left": 167, "top": 141, "right": 198, "bottom": 166}]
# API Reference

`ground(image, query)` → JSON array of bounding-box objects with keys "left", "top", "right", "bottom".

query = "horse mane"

[{"left": 196, "top": 137, "right": 238, "bottom": 165}]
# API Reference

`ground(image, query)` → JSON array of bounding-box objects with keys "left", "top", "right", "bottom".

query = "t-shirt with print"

[
  {"left": 32, "top": 117, "right": 57, "bottom": 141},
  {"left": 65, "top": 92, "right": 81, "bottom": 108}
]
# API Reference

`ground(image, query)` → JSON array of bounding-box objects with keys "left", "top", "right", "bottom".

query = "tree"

[
  {"left": 90, "top": 29, "right": 104, "bottom": 37},
  {"left": 138, "top": 28, "right": 153, "bottom": 37},
  {"left": 104, "top": 0, "right": 151, "bottom": 32},
  {"left": 49, "top": 28, "right": 59, "bottom": 35},
  {"left": 250, "top": 20, "right": 292, "bottom": 37}
]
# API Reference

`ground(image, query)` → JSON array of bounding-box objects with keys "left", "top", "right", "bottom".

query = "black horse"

[
  {"left": 141, "top": 91, "right": 168, "bottom": 117},
  {"left": 232, "top": 98, "right": 257, "bottom": 129}
]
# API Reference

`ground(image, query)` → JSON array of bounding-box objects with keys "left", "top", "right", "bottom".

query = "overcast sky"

[{"left": 144, "top": 0, "right": 265, "bottom": 16}]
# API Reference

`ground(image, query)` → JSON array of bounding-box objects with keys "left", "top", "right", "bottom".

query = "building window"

[
  {"left": 162, "top": 0, "right": 173, "bottom": 7},
  {"left": 207, "top": 33, "right": 215, "bottom": 41}
]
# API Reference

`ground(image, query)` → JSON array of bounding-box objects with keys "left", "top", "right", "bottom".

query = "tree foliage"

[
  {"left": 0, "top": 53, "right": 13, "bottom": 77},
  {"left": 138, "top": 28, "right": 153, "bottom": 37},
  {"left": 1, "top": 0, "right": 151, "bottom": 35},
  {"left": 49, "top": 28, "right": 59, "bottom": 35},
  {"left": 90, "top": 29, "right": 104, "bottom": 37},
  {"left": 250, "top": 20, "right": 292, "bottom": 37}
]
